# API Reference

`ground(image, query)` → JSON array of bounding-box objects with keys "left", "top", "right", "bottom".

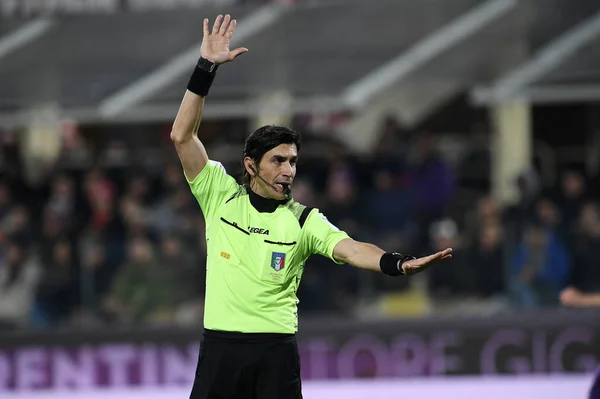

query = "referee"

[{"left": 171, "top": 14, "right": 453, "bottom": 399}]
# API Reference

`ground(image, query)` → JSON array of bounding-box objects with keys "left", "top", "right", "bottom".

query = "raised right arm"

[
  {"left": 170, "top": 91, "right": 208, "bottom": 182},
  {"left": 170, "top": 14, "right": 248, "bottom": 182}
]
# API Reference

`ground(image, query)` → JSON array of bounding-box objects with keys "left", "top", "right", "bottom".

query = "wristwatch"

[{"left": 197, "top": 57, "right": 219, "bottom": 73}]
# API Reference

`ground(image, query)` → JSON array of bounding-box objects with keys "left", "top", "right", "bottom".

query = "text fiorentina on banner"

[
  {"left": 0, "top": 310, "right": 598, "bottom": 391},
  {"left": 0, "top": 0, "right": 238, "bottom": 17}
]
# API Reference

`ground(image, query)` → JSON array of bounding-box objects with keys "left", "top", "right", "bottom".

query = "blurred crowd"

[{"left": 0, "top": 116, "right": 599, "bottom": 332}]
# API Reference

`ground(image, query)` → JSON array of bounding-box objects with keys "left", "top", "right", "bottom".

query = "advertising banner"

[{"left": 0, "top": 310, "right": 598, "bottom": 392}]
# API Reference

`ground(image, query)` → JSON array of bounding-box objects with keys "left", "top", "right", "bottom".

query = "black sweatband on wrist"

[
  {"left": 380, "top": 252, "right": 415, "bottom": 276},
  {"left": 187, "top": 58, "right": 218, "bottom": 97}
]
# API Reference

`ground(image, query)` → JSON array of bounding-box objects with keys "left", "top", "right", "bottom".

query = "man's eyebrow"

[{"left": 272, "top": 155, "right": 298, "bottom": 161}]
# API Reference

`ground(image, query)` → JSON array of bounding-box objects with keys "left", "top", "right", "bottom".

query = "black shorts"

[{"left": 190, "top": 329, "right": 303, "bottom": 399}]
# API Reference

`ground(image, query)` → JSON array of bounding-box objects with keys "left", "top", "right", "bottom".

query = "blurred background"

[{"left": 1, "top": 0, "right": 600, "bottom": 397}]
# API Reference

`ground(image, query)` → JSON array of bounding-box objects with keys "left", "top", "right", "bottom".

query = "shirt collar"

[{"left": 247, "top": 187, "right": 290, "bottom": 213}]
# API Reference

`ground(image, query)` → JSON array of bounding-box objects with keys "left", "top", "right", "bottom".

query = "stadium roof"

[{"left": 0, "top": 0, "right": 600, "bottom": 127}]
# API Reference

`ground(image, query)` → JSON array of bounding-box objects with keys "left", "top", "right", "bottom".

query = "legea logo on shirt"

[{"left": 271, "top": 252, "right": 286, "bottom": 271}]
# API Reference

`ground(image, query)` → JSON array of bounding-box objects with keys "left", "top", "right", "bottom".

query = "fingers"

[
  {"left": 212, "top": 14, "right": 223, "bottom": 35},
  {"left": 219, "top": 14, "right": 231, "bottom": 35},
  {"left": 402, "top": 247, "right": 453, "bottom": 275},
  {"left": 230, "top": 47, "right": 249, "bottom": 59},
  {"left": 440, "top": 248, "right": 453, "bottom": 257},
  {"left": 423, "top": 252, "right": 443, "bottom": 263},
  {"left": 434, "top": 248, "right": 452, "bottom": 261},
  {"left": 209, "top": 14, "right": 235, "bottom": 37},
  {"left": 225, "top": 19, "right": 237, "bottom": 38},
  {"left": 417, "top": 248, "right": 453, "bottom": 264},
  {"left": 203, "top": 18, "right": 209, "bottom": 38},
  {"left": 427, "top": 248, "right": 452, "bottom": 261}
]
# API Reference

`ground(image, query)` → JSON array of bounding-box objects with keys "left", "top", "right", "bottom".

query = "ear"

[{"left": 243, "top": 157, "right": 255, "bottom": 176}]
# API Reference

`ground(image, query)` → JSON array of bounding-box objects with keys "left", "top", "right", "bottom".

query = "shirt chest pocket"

[
  {"left": 215, "top": 217, "right": 250, "bottom": 267},
  {"left": 260, "top": 238, "right": 298, "bottom": 284}
]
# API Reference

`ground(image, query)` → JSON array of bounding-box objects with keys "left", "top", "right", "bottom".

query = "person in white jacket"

[{"left": 0, "top": 237, "right": 41, "bottom": 330}]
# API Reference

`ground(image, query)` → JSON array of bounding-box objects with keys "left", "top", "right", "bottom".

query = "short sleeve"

[
  {"left": 187, "top": 160, "right": 240, "bottom": 221},
  {"left": 302, "top": 209, "right": 350, "bottom": 264}
]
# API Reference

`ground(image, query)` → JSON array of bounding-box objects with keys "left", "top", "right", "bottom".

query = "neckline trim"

[{"left": 247, "top": 187, "right": 290, "bottom": 213}]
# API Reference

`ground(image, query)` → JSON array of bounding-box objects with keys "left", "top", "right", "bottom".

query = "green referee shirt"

[{"left": 188, "top": 160, "right": 350, "bottom": 334}]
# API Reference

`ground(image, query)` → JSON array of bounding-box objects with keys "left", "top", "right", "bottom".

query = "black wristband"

[
  {"left": 380, "top": 252, "right": 415, "bottom": 276},
  {"left": 187, "top": 57, "right": 218, "bottom": 97},
  {"left": 197, "top": 57, "right": 219, "bottom": 73}
]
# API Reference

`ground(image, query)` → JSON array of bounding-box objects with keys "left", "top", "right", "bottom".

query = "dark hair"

[{"left": 242, "top": 125, "right": 302, "bottom": 186}]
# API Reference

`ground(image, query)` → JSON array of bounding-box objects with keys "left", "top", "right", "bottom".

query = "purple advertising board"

[{"left": 0, "top": 310, "right": 598, "bottom": 392}]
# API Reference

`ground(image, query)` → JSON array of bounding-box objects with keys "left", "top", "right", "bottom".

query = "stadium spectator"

[
  {"left": 373, "top": 115, "right": 413, "bottom": 158},
  {"left": 161, "top": 161, "right": 188, "bottom": 194},
  {"left": 46, "top": 174, "right": 77, "bottom": 230},
  {"left": 0, "top": 237, "right": 41, "bottom": 330},
  {"left": 0, "top": 205, "right": 31, "bottom": 243},
  {"left": 505, "top": 169, "right": 542, "bottom": 240},
  {"left": 320, "top": 161, "right": 363, "bottom": 239},
  {"left": 560, "top": 201, "right": 600, "bottom": 307},
  {"left": 468, "top": 221, "right": 506, "bottom": 298},
  {"left": 427, "top": 218, "right": 474, "bottom": 297},
  {"left": 32, "top": 238, "right": 77, "bottom": 327},
  {"left": 364, "top": 164, "right": 414, "bottom": 248},
  {"left": 76, "top": 236, "right": 113, "bottom": 322},
  {"left": 554, "top": 170, "right": 588, "bottom": 244},
  {"left": 160, "top": 234, "right": 205, "bottom": 325},
  {"left": 83, "top": 167, "right": 117, "bottom": 232},
  {"left": 408, "top": 133, "right": 456, "bottom": 253},
  {"left": 1, "top": 106, "right": 600, "bottom": 329},
  {"left": 463, "top": 195, "right": 502, "bottom": 246},
  {"left": 0, "top": 181, "right": 12, "bottom": 221},
  {"left": 511, "top": 221, "right": 570, "bottom": 308},
  {"left": 103, "top": 237, "right": 174, "bottom": 325}
]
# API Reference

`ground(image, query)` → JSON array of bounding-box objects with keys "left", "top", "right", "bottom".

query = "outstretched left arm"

[
  {"left": 333, "top": 238, "right": 452, "bottom": 275},
  {"left": 332, "top": 239, "right": 386, "bottom": 272}
]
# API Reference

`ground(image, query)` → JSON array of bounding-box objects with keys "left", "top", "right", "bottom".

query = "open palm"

[
  {"left": 401, "top": 248, "right": 453, "bottom": 276},
  {"left": 201, "top": 14, "right": 248, "bottom": 65}
]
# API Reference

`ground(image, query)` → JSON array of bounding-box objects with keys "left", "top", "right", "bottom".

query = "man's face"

[
  {"left": 562, "top": 172, "right": 583, "bottom": 198},
  {"left": 6, "top": 244, "right": 22, "bottom": 267},
  {"left": 250, "top": 143, "right": 298, "bottom": 200},
  {"left": 129, "top": 240, "right": 153, "bottom": 263},
  {"left": 161, "top": 237, "right": 181, "bottom": 259},
  {"left": 480, "top": 224, "right": 501, "bottom": 250}
]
